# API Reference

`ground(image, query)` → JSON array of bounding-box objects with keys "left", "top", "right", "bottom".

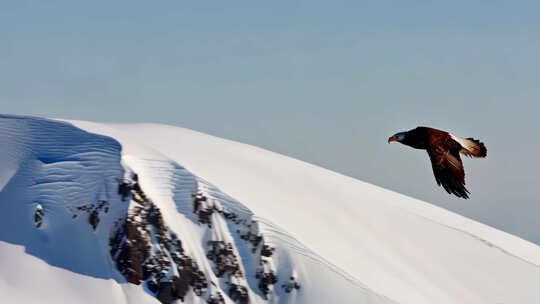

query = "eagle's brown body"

[{"left": 389, "top": 127, "right": 487, "bottom": 199}]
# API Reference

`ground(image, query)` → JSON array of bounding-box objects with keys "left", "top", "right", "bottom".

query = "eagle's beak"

[{"left": 388, "top": 136, "right": 397, "bottom": 143}]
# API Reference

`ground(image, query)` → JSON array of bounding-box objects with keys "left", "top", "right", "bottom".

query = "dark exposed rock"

[
  {"left": 70, "top": 200, "right": 109, "bottom": 230},
  {"left": 172, "top": 276, "right": 189, "bottom": 301},
  {"left": 89, "top": 210, "right": 99, "bottom": 230},
  {"left": 156, "top": 281, "right": 175, "bottom": 304},
  {"left": 155, "top": 273, "right": 202, "bottom": 302},
  {"left": 192, "top": 192, "right": 252, "bottom": 303},
  {"left": 207, "top": 292, "right": 226, "bottom": 304},
  {"left": 117, "top": 179, "right": 132, "bottom": 201},
  {"left": 192, "top": 192, "right": 214, "bottom": 228},
  {"left": 255, "top": 258, "right": 278, "bottom": 298},
  {"left": 229, "top": 283, "right": 249, "bottom": 304},
  {"left": 147, "top": 279, "right": 159, "bottom": 294},
  {"left": 111, "top": 176, "right": 300, "bottom": 304},
  {"left": 34, "top": 204, "right": 43, "bottom": 228},
  {"left": 237, "top": 223, "right": 263, "bottom": 253},
  {"left": 261, "top": 244, "right": 275, "bottom": 258},
  {"left": 207, "top": 241, "right": 242, "bottom": 278},
  {"left": 256, "top": 269, "right": 278, "bottom": 297},
  {"left": 191, "top": 190, "right": 295, "bottom": 302},
  {"left": 282, "top": 276, "right": 301, "bottom": 293},
  {"left": 110, "top": 176, "right": 209, "bottom": 304}
]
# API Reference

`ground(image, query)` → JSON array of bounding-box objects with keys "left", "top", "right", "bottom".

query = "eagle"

[{"left": 388, "top": 126, "right": 487, "bottom": 199}]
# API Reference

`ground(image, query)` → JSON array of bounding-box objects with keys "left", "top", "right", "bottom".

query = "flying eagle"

[{"left": 388, "top": 127, "right": 487, "bottom": 199}]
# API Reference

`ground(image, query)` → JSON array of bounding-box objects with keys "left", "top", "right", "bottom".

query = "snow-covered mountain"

[{"left": 0, "top": 115, "right": 539, "bottom": 304}]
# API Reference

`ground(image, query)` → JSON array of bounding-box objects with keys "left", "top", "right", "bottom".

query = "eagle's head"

[{"left": 388, "top": 132, "right": 407, "bottom": 143}]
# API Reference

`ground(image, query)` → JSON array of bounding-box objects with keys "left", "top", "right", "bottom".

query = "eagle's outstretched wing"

[{"left": 427, "top": 135, "right": 470, "bottom": 199}]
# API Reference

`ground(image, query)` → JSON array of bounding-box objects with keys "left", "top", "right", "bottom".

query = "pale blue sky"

[{"left": 2, "top": 1, "right": 539, "bottom": 243}]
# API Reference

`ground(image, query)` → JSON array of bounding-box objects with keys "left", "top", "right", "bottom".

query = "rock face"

[
  {"left": 193, "top": 188, "right": 285, "bottom": 302},
  {"left": 107, "top": 173, "right": 299, "bottom": 304},
  {"left": 109, "top": 176, "right": 207, "bottom": 303}
]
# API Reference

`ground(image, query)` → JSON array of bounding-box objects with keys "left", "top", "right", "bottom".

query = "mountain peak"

[{"left": 0, "top": 115, "right": 539, "bottom": 304}]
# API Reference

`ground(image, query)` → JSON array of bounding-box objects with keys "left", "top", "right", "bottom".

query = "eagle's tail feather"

[{"left": 455, "top": 137, "right": 487, "bottom": 158}]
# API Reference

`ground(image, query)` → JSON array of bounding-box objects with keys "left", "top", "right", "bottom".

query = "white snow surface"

[{"left": 1, "top": 115, "right": 539, "bottom": 304}]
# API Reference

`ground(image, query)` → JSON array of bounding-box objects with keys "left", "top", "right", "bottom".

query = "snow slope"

[
  {"left": 0, "top": 115, "right": 156, "bottom": 304},
  {"left": 1, "top": 115, "right": 539, "bottom": 304}
]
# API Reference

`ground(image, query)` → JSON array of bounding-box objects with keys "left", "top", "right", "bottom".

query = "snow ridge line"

[
  {"left": 410, "top": 211, "right": 540, "bottom": 270},
  {"left": 195, "top": 177, "right": 399, "bottom": 304}
]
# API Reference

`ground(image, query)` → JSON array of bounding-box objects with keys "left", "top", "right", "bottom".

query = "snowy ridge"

[
  {"left": 0, "top": 115, "right": 389, "bottom": 304},
  {"left": 198, "top": 178, "right": 365, "bottom": 289},
  {"left": 0, "top": 115, "right": 539, "bottom": 304},
  {"left": 80, "top": 121, "right": 540, "bottom": 304},
  {"left": 114, "top": 134, "right": 389, "bottom": 304}
]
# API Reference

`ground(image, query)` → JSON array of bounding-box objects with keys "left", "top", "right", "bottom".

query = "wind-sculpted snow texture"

[
  {"left": 1, "top": 115, "right": 540, "bottom": 304},
  {"left": 0, "top": 115, "right": 124, "bottom": 278}
]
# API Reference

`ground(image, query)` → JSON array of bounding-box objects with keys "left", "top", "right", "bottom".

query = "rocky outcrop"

[
  {"left": 70, "top": 200, "right": 110, "bottom": 231},
  {"left": 110, "top": 176, "right": 208, "bottom": 303},
  {"left": 192, "top": 187, "right": 295, "bottom": 301},
  {"left": 107, "top": 175, "right": 300, "bottom": 304},
  {"left": 282, "top": 276, "right": 301, "bottom": 293},
  {"left": 34, "top": 204, "right": 43, "bottom": 228},
  {"left": 207, "top": 292, "right": 226, "bottom": 304},
  {"left": 206, "top": 241, "right": 242, "bottom": 278}
]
